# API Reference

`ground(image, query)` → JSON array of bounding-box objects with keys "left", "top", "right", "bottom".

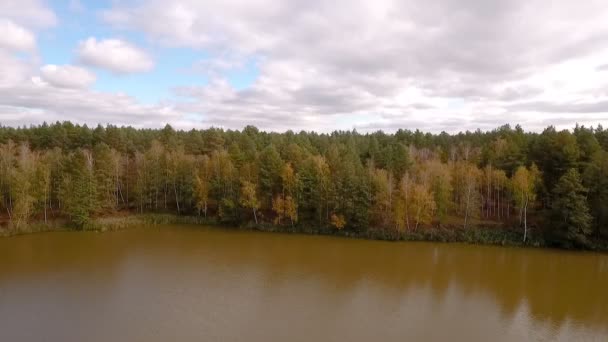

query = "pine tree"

[
  {"left": 63, "top": 150, "right": 98, "bottom": 229},
  {"left": 583, "top": 151, "right": 608, "bottom": 237},
  {"left": 550, "top": 168, "right": 593, "bottom": 247}
]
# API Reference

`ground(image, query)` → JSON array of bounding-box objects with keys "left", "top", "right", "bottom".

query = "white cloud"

[
  {"left": 0, "top": 85, "right": 183, "bottom": 128},
  {"left": 96, "top": 0, "right": 608, "bottom": 132},
  {"left": 0, "top": 0, "right": 56, "bottom": 28},
  {"left": 0, "top": 47, "right": 190, "bottom": 129},
  {"left": 40, "top": 64, "right": 96, "bottom": 89},
  {"left": 0, "top": 19, "right": 36, "bottom": 52},
  {"left": 76, "top": 37, "right": 154, "bottom": 74},
  {"left": 0, "top": 2, "right": 194, "bottom": 129},
  {"left": 0, "top": 83, "right": 182, "bottom": 127},
  {"left": 0, "top": 50, "right": 36, "bottom": 87},
  {"left": 4, "top": 1, "right": 608, "bottom": 132}
]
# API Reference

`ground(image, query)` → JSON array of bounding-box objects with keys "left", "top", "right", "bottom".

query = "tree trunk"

[
  {"left": 125, "top": 157, "right": 129, "bottom": 208},
  {"left": 523, "top": 197, "right": 528, "bottom": 242},
  {"left": 253, "top": 208, "right": 258, "bottom": 224},
  {"left": 118, "top": 184, "right": 125, "bottom": 205},
  {"left": 464, "top": 184, "right": 472, "bottom": 229},
  {"left": 518, "top": 194, "right": 524, "bottom": 226},
  {"left": 497, "top": 188, "right": 500, "bottom": 220},
  {"left": 7, "top": 195, "right": 13, "bottom": 222},
  {"left": 405, "top": 188, "right": 410, "bottom": 230},
  {"left": 174, "top": 182, "right": 180, "bottom": 214},
  {"left": 44, "top": 186, "right": 47, "bottom": 224}
]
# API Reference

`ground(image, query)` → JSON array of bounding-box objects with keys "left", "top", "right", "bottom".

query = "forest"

[{"left": 1, "top": 122, "right": 607, "bottom": 249}]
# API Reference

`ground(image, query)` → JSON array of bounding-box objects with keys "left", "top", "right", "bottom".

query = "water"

[{"left": 1, "top": 225, "right": 607, "bottom": 341}]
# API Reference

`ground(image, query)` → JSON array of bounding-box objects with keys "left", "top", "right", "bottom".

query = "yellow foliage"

[{"left": 330, "top": 213, "right": 346, "bottom": 230}]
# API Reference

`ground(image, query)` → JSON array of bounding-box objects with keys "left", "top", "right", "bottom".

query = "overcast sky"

[{"left": 1, "top": 0, "right": 608, "bottom": 133}]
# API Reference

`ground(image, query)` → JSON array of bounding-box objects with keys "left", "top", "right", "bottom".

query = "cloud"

[
  {"left": 0, "top": 3, "right": 200, "bottom": 130},
  {"left": 96, "top": 0, "right": 608, "bottom": 132},
  {"left": 0, "top": 50, "right": 35, "bottom": 86},
  {"left": 76, "top": 37, "right": 154, "bottom": 74},
  {"left": 0, "top": 83, "right": 181, "bottom": 127},
  {"left": 0, "top": 0, "right": 57, "bottom": 28},
  {"left": 40, "top": 64, "right": 96, "bottom": 89},
  {"left": 509, "top": 100, "right": 608, "bottom": 114},
  {"left": 0, "top": 75, "right": 184, "bottom": 128},
  {"left": 0, "top": 19, "right": 36, "bottom": 52},
  {"left": 69, "top": 0, "right": 84, "bottom": 13},
  {"left": 0, "top": 44, "right": 190, "bottom": 129},
  {"left": 190, "top": 54, "right": 251, "bottom": 77}
]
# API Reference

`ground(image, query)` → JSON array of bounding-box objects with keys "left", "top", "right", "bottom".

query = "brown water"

[{"left": 1, "top": 225, "right": 607, "bottom": 342}]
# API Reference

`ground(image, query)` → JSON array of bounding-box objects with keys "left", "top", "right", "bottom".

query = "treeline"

[{"left": 1, "top": 122, "right": 607, "bottom": 248}]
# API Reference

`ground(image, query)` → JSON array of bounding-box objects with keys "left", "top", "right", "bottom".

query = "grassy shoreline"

[{"left": 2, "top": 213, "right": 605, "bottom": 251}]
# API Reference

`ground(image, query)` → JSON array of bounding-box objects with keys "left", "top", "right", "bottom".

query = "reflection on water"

[{"left": 1, "top": 226, "right": 607, "bottom": 341}]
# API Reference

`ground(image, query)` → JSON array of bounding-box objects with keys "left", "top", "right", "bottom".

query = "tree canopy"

[{"left": 1, "top": 122, "right": 606, "bottom": 248}]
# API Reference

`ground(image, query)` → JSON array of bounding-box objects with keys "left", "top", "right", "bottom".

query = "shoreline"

[{"left": 5, "top": 213, "right": 606, "bottom": 252}]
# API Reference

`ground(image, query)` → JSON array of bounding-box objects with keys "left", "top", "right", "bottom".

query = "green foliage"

[
  {"left": 63, "top": 150, "right": 98, "bottom": 229},
  {"left": 549, "top": 169, "right": 593, "bottom": 248},
  {"left": 258, "top": 145, "right": 283, "bottom": 203},
  {"left": 1, "top": 122, "right": 608, "bottom": 250},
  {"left": 583, "top": 150, "right": 608, "bottom": 237},
  {"left": 531, "top": 127, "right": 580, "bottom": 198}
]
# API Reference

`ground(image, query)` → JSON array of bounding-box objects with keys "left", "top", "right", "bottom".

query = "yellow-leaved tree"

[
  {"left": 240, "top": 180, "right": 260, "bottom": 224},
  {"left": 512, "top": 164, "right": 540, "bottom": 242}
]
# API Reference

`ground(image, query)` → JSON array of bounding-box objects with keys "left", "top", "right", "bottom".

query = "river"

[{"left": 1, "top": 225, "right": 607, "bottom": 341}]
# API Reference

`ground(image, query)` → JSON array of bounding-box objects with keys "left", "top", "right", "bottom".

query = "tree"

[
  {"left": 3, "top": 121, "right": 608, "bottom": 251},
  {"left": 33, "top": 151, "right": 52, "bottom": 224},
  {"left": 63, "top": 150, "right": 97, "bottom": 228},
  {"left": 583, "top": 150, "right": 608, "bottom": 237},
  {"left": 258, "top": 145, "right": 283, "bottom": 205},
  {"left": 409, "top": 183, "right": 436, "bottom": 230},
  {"left": 11, "top": 144, "right": 37, "bottom": 229},
  {"left": 0, "top": 141, "right": 16, "bottom": 222},
  {"left": 492, "top": 169, "right": 508, "bottom": 219},
  {"left": 550, "top": 169, "right": 593, "bottom": 247},
  {"left": 426, "top": 160, "right": 452, "bottom": 223},
  {"left": 512, "top": 164, "right": 540, "bottom": 242},
  {"left": 272, "top": 195, "right": 285, "bottom": 225},
  {"left": 94, "top": 143, "right": 118, "bottom": 210},
  {"left": 281, "top": 163, "right": 297, "bottom": 197},
  {"left": 394, "top": 173, "right": 412, "bottom": 231},
  {"left": 390, "top": 143, "right": 413, "bottom": 180},
  {"left": 283, "top": 195, "right": 298, "bottom": 227},
  {"left": 240, "top": 180, "right": 260, "bottom": 224},
  {"left": 298, "top": 155, "right": 331, "bottom": 227},
  {"left": 453, "top": 162, "right": 481, "bottom": 229},
  {"left": 370, "top": 168, "right": 394, "bottom": 228},
  {"left": 272, "top": 163, "right": 298, "bottom": 227},
  {"left": 194, "top": 156, "right": 211, "bottom": 218},
  {"left": 211, "top": 150, "right": 237, "bottom": 223},
  {"left": 330, "top": 213, "right": 346, "bottom": 230},
  {"left": 531, "top": 127, "right": 579, "bottom": 205},
  {"left": 272, "top": 194, "right": 297, "bottom": 227}
]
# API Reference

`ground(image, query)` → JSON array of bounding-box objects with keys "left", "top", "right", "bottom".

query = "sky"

[{"left": 1, "top": 0, "right": 608, "bottom": 133}]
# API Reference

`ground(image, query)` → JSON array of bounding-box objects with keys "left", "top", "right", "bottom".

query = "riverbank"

[
  {"left": 0, "top": 213, "right": 559, "bottom": 250},
  {"left": 3, "top": 213, "right": 608, "bottom": 251}
]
